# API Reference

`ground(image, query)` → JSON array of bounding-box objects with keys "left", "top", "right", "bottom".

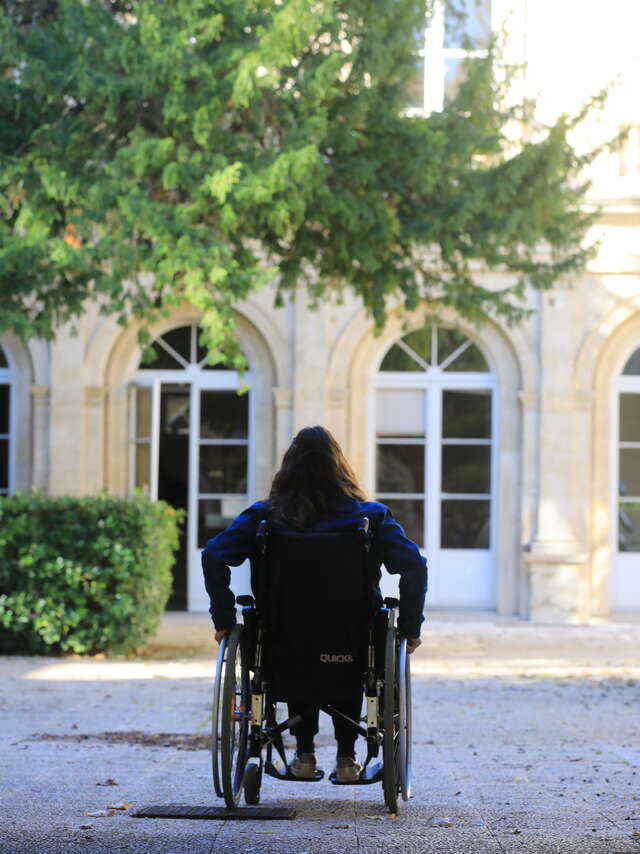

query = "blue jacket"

[{"left": 201, "top": 498, "right": 428, "bottom": 639}]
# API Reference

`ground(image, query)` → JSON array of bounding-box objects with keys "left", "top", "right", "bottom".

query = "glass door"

[{"left": 612, "top": 377, "right": 640, "bottom": 611}]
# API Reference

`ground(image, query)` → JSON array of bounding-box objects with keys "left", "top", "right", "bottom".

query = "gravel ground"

[{"left": 1, "top": 615, "right": 640, "bottom": 854}]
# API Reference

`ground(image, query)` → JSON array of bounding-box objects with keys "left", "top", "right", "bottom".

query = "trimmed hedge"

[{"left": 0, "top": 493, "right": 182, "bottom": 655}]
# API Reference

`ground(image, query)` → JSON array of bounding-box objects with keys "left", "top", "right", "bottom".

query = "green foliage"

[
  {"left": 0, "top": 0, "right": 608, "bottom": 360},
  {"left": 0, "top": 492, "right": 182, "bottom": 655}
]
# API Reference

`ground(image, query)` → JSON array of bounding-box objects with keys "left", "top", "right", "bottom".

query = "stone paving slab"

[{"left": 2, "top": 617, "right": 640, "bottom": 853}]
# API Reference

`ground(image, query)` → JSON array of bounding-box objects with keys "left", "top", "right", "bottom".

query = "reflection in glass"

[
  {"left": 443, "top": 57, "right": 469, "bottom": 103},
  {"left": 444, "top": 0, "right": 492, "bottom": 49},
  {"left": 620, "top": 393, "right": 640, "bottom": 442},
  {"left": 406, "top": 57, "right": 425, "bottom": 110},
  {"left": 201, "top": 391, "right": 249, "bottom": 439},
  {"left": 161, "top": 388, "right": 190, "bottom": 435},
  {"left": 622, "top": 348, "right": 640, "bottom": 375},
  {"left": 0, "top": 347, "right": 7, "bottom": 368},
  {"left": 444, "top": 341, "right": 489, "bottom": 372},
  {"left": 619, "top": 501, "right": 640, "bottom": 552},
  {"left": 441, "top": 499, "right": 490, "bottom": 548},
  {"left": 139, "top": 340, "right": 184, "bottom": 370},
  {"left": 384, "top": 499, "right": 424, "bottom": 547},
  {"left": 135, "top": 387, "right": 151, "bottom": 440},
  {"left": 198, "top": 497, "right": 248, "bottom": 547},
  {"left": 0, "top": 439, "right": 7, "bottom": 490},
  {"left": 0, "top": 384, "right": 9, "bottom": 434},
  {"left": 376, "top": 443, "right": 425, "bottom": 493},
  {"left": 376, "top": 389, "right": 425, "bottom": 437},
  {"left": 135, "top": 442, "right": 150, "bottom": 495},
  {"left": 619, "top": 448, "right": 640, "bottom": 497},
  {"left": 199, "top": 445, "right": 248, "bottom": 494},
  {"left": 443, "top": 390, "right": 491, "bottom": 438},
  {"left": 442, "top": 445, "right": 491, "bottom": 494}
]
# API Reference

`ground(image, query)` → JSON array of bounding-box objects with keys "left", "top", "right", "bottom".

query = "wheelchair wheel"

[
  {"left": 211, "top": 626, "right": 251, "bottom": 808},
  {"left": 398, "top": 639, "right": 412, "bottom": 801},
  {"left": 382, "top": 624, "right": 400, "bottom": 814},
  {"left": 243, "top": 759, "right": 262, "bottom": 805}
]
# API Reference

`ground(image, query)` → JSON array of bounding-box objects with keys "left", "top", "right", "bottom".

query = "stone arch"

[
  {"left": 575, "top": 298, "right": 640, "bottom": 616},
  {"left": 102, "top": 302, "right": 279, "bottom": 498},
  {"left": 326, "top": 303, "right": 529, "bottom": 615},
  {"left": 0, "top": 332, "right": 36, "bottom": 491}
]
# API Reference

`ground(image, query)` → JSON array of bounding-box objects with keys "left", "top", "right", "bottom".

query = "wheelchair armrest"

[
  {"left": 237, "top": 595, "right": 255, "bottom": 607},
  {"left": 383, "top": 596, "right": 399, "bottom": 610}
]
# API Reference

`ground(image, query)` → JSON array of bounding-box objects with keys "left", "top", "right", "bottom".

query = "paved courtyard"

[{"left": 1, "top": 613, "right": 640, "bottom": 854}]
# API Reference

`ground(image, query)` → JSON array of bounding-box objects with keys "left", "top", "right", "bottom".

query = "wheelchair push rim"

[
  {"left": 398, "top": 639, "right": 412, "bottom": 801},
  {"left": 382, "top": 624, "right": 399, "bottom": 814},
  {"left": 211, "top": 625, "right": 251, "bottom": 808}
]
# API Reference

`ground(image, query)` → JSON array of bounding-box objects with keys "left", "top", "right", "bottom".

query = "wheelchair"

[{"left": 210, "top": 517, "right": 412, "bottom": 814}]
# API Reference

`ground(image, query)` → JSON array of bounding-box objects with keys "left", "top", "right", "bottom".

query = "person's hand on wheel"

[
  {"left": 406, "top": 636, "right": 422, "bottom": 654},
  {"left": 215, "top": 628, "right": 232, "bottom": 644}
]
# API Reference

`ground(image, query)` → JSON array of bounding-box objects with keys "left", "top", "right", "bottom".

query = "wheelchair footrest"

[
  {"left": 264, "top": 760, "right": 324, "bottom": 783},
  {"left": 329, "top": 761, "right": 383, "bottom": 786}
]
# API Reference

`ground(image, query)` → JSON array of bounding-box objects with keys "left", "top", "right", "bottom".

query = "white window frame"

[
  {"left": 0, "top": 346, "right": 16, "bottom": 496},
  {"left": 370, "top": 327, "right": 498, "bottom": 609},
  {"left": 128, "top": 324, "right": 254, "bottom": 610},
  {"left": 407, "top": 0, "right": 492, "bottom": 115}
]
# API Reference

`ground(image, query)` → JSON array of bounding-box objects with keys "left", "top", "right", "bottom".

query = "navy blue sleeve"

[
  {"left": 201, "top": 503, "right": 264, "bottom": 630},
  {"left": 373, "top": 505, "right": 428, "bottom": 639}
]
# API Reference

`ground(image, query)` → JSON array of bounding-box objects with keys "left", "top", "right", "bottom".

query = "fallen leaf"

[
  {"left": 514, "top": 776, "right": 529, "bottom": 783},
  {"left": 430, "top": 816, "right": 453, "bottom": 827},
  {"left": 107, "top": 802, "right": 133, "bottom": 810},
  {"left": 83, "top": 810, "right": 116, "bottom": 818},
  {"left": 96, "top": 779, "right": 118, "bottom": 787},
  {"left": 331, "top": 824, "right": 351, "bottom": 829}
]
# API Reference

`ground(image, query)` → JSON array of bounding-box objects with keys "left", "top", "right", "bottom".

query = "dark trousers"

[{"left": 288, "top": 692, "right": 362, "bottom": 758}]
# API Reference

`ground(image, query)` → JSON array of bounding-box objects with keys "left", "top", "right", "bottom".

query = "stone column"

[
  {"left": 82, "top": 386, "right": 106, "bottom": 495},
  {"left": 30, "top": 385, "right": 50, "bottom": 492},
  {"left": 525, "top": 294, "right": 591, "bottom": 623},
  {"left": 273, "top": 387, "right": 293, "bottom": 465},
  {"left": 48, "top": 330, "right": 85, "bottom": 496}
]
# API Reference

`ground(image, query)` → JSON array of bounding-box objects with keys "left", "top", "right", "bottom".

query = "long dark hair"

[{"left": 268, "top": 426, "right": 366, "bottom": 529}]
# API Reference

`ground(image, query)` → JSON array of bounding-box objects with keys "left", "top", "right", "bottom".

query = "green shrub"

[{"left": 0, "top": 493, "right": 182, "bottom": 655}]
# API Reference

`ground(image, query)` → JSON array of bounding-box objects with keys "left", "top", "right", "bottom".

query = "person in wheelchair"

[{"left": 202, "top": 425, "right": 427, "bottom": 785}]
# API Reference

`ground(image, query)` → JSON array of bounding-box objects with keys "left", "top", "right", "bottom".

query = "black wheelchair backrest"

[{"left": 255, "top": 522, "right": 374, "bottom": 704}]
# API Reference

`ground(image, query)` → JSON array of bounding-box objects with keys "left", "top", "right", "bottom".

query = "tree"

[{"left": 0, "top": 0, "right": 607, "bottom": 364}]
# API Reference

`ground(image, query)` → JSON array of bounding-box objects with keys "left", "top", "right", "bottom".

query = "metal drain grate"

[{"left": 131, "top": 804, "right": 296, "bottom": 820}]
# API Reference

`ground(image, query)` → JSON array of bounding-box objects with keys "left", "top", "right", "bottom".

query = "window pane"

[
  {"left": 139, "top": 340, "right": 184, "bottom": 370},
  {"left": 376, "top": 389, "right": 425, "bottom": 437},
  {"left": 439, "top": 327, "right": 489, "bottom": 371},
  {"left": 380, "top": 344, "right": 422, "bottom": 372},
  {"left": 376, "top": 443, "right": 424, "bottom": 493},
  {"left": 135, "top": 387, "right": 151, "bottom": 440},
  {"left": 135, "top": 442, "right": 150, "bottom": 495},
  {"left": 406, "top": 56, "right": 425, "bottom": 110},
  {"left": 161, "top": 387, "right": 190, "bottom": 435},
  {"left": 444, "top": 0, "right": 492, "bottom": 49},
  {"left": 442, "top": 445, "right": 491, "bottom": 493},
  {"left": 201, "top": 391, "right": 249, "bottom": 439},
  {"left": 200, "top": 445, "right": 248, "bottom": 493},
  {"left": 620, "top": 393, "right": 640, "bottom": 442},
  {"left": 622, "top": 348, "right": 640, "bottom": 375},
  {"left": 619, "top": 501, "right": 640, "bottom": 552},
  {"left": 444, "top": 57, "right": 470, "bottom": 103},
  {"left": 402, "top": 328, "right": 432, "bottom": 364},
  {"left": 383, "top": 499, "right": 424, "bottom": 548},
  {"left": 0, "top": 439, "right": 7, "bottom": 489},
  {"left": 441, "top": 499, "right": 490, "bottom": 548},
  {"left": 0, "top": 347, "right": 7, "bottom": 368},
  {"left": 619, "top": 448, "right": 640, "bottom": 497},
  {"left": 0, "top": 384, "right": 9, "bottom": 434},
  {"left": 196, "top": 331, "right": 233, "bottom": 370},
  {"left": 198, "top": 497, "right": 247, "bottom": 547},
  {"left": 161, "top": 326, "right": 192, "bottom": 363},
  {"left": 442, "top": 390, "right": 491, "bottom": 439}
]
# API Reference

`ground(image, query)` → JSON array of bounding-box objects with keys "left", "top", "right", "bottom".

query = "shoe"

[
  {"left": 334, "top": 756, "right": 362, "bottom": 783},
  {"left": 289, "top": 753, "right": 319, "bottom": 779}
]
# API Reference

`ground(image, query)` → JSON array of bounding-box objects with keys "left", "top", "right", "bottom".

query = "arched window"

[
  {"left": 130, "top": 323, "right": 252, "bottom": 610},
  {"left": 617, "top": 347, "right": 640, "bottom": 554},
  {"left": 375, "top": 324, "right": 496, "bottom": 608},
  {"left": 0, "top": 345, "right": 14, "bottom": 495}
]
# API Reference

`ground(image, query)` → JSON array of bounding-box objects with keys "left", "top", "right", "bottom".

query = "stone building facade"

[{"left": 1, "top": 0, "right": 639, "bottom": 621}]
